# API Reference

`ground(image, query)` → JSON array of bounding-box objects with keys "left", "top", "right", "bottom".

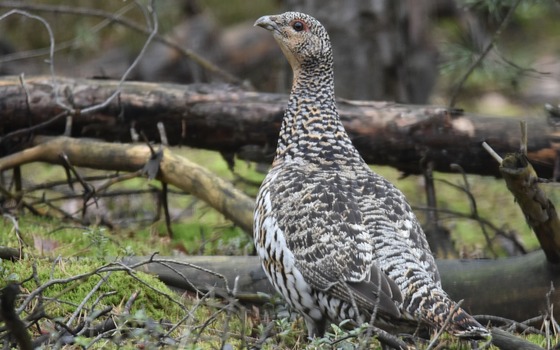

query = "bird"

[{"left": 253, "top": 11, "right": 490, "bottom": 343}]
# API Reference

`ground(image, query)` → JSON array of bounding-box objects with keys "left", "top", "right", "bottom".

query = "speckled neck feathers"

[
  {"left": 258, "top": 11, "right": 363, "bottom": 167},
  {"left": 276, "top": 62, "right": 362, "bottom": 166}
]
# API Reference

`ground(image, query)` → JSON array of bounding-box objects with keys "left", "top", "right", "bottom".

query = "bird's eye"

[{"left": 292, "top": 21, "right": 305, "bottom": 32}]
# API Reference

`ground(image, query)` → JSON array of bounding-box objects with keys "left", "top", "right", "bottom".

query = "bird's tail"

[{"left": 422, "top": 294, "right": 490, "bottom": 340}]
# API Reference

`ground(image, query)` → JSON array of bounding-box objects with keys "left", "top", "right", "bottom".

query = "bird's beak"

[{"left": 254, "top": 15, "right": 281, "bottom": 35}]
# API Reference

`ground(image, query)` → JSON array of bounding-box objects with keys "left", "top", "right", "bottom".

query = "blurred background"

[
  {"left": 1, "top": 0, "right": 558, "bottom": 112},
  {"left": 1, "top": 0, "right": 559, "bottom": 259},
  {"left": 1, "top": 4, "right": 560, "bottom": 348}
]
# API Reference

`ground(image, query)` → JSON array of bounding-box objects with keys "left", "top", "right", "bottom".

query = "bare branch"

[
  {"left": 482, "top": 142, "right": 504, "bottom": 164},
  {"left": 0, "top": 1, "right": 244, "bottom": 85},
  {"left": 0, "top": 136, "right": 255, "bottom": 232},
  {"left": 0, "top": 9, "right": 54, "bottom": 77},
  {"left": 448, "top": 0, "right": 523, "bottom": 108},
  {"left": 80, "top": 0, "right": 158, "bottom": 115}
]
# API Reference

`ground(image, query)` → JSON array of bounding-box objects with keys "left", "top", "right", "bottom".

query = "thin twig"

[
  {"left": 66, "top": 272, "right": 113, "bottom": 328},
  {"left": 520, "top": 120, "right": 528, "bottom": 156},
  {"left": 0, "top": 2, "right": 136, "bottom": 63},
  {"left": 75, "top": 304, "right": 114, "bottom": 337},
  {"left": 160, "top": 182, "right": 174, "bottom": 238},
  {"left": 482, "top": 142, "right": 504, "bottom": 164},
  {"left": 80, "top": 1, "right": 158, "bottom": 115},
  {"left": 148, "top": 258, "right": 228, "bottom": 296},
  {"left": 16, "top": 258, "right": 152, "bottom": 315},
  {"left": 157, "top": 122, "right": 169, "bottom": 146},
  {"left": 448, "top": 0, "right": 523, "bottom": 108},
  {"left": 18, "top": 74, "right": 32, "bottom": 126},
  {"left": 111, "top": 261, "right": 187, "bottom": 312},
  {"left": 177, "top": 289, "right": 217, "bottom": 347},
  {"left": 0, "top": 9, "right": 59, "bottom": 105},
  {"left": 0, "top": 111, "right": 68, "bottom": 143},
  {"left": 0, "top": 1, "right": 164, "bottom": 132},
  {"left": 0, "top": 1, "right": 244, "bottom": 85},
  {"left": 412, "top": 204, "right": 524, "bottom": 254},
  {"left": 191, "top": 300, "right": 232, "bottom": 345},
  {"left": 447, "top": 164, "right": 498, "bottom": 257},
  {"left": 3, "top": 214, "right": 28, "bottom": 255},
  {"left": 474, "top": 314, "right": 543, "bottom": 335}
]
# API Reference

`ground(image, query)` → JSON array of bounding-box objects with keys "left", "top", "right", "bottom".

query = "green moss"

[
  {"left": 168, "top": 221, "right": 251, "bottom": 255},
  {"left": 0, "top": 215, "right": 171, "bottom": 258},
  {"left": 525, "top": 333, "right": 558, "bottom": 348},
  {"left": 0, "top": 255, "right": 241, "bottom": 348},
  {"left": 0, "top": 258, "right": 183, "bottom": 321}
]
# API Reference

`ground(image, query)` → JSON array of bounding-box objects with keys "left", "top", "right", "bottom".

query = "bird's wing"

[
  {"left": 365, "top": 174, "right": 441, "bottom": 284},
  {"left": 270, "top": 168, "right": 404, "bottom": 317}
]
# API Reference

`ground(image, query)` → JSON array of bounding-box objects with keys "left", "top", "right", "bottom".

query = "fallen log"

[
  {"left": 0, "top": 75, "right": 557, "bottom": 178},
  {"left": 0, "top": 136, "right": 254, "bottom": 233},
  {"left": 124, "top": 251, "right": 560, "bottom": 323}
]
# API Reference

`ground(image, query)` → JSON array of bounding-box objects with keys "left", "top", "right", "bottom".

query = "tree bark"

[
  {"left": 124, "top": 251, "right": 560, "bottom": 323},
  {"left": 0, "top": 76, "right": 555, "bottom": 179},
  {"left": 499, "top": 151, "right": 560, "bottom": 263},
  {"left": 490, "top": 328, "right": 545, "bottom": 350}
]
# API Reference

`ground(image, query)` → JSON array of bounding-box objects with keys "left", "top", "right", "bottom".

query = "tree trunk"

[{"left": 0, "top": 76, "right": 555, "bottom": 179}]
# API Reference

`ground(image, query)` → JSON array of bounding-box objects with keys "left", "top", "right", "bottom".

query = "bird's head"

[{"left": 254, "top": 12, "right": 332, "bottom": 73}]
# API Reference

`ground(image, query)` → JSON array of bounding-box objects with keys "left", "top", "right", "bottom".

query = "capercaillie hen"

[{"left": 253, "top": 11, "right": 490, "bottom": 341}]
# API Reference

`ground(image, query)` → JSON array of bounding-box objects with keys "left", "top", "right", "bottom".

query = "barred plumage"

[{"left": 253, "top": 11, "right": 490, "bottom": 341}]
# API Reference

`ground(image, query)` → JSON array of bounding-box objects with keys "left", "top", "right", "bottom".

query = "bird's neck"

[{"left": 273, "top": 65, "right": 364, "bottom": 168}]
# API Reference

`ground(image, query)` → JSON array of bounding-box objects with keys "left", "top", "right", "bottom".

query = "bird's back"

[{"left": 256, "top": 154, "right": 439, "bottom": 311}]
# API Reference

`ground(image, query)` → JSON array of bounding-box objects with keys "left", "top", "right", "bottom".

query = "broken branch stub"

[{"left": 500, "top": 152, "right": 560, "bottom": 263}]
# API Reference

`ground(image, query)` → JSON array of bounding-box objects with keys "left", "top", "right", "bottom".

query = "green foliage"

[
  {"left": 164, "top": 220, "right": 252, "bottom": 255},
  {"left": 0, "top": 216, "right": 160, "bottom": 258}
]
